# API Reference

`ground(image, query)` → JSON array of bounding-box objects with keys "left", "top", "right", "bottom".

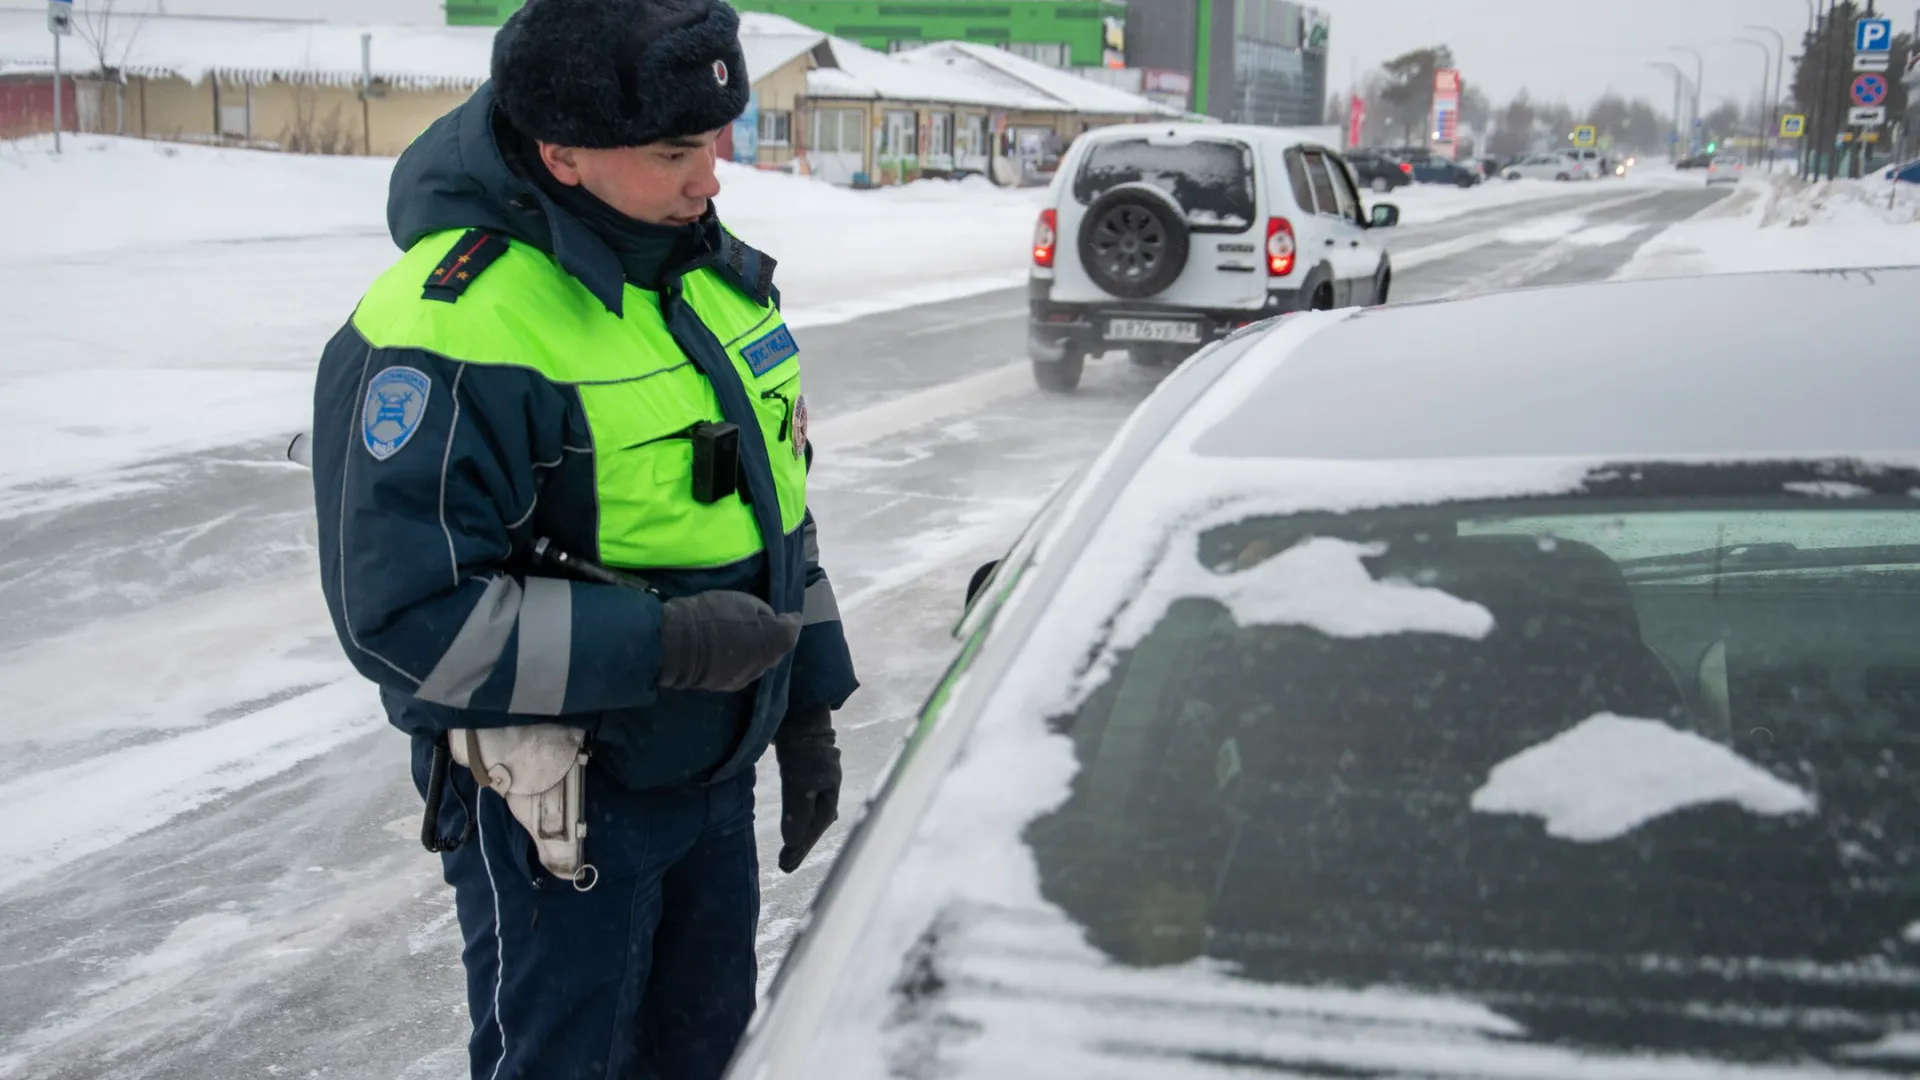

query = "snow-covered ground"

[
  {"left": 1617, "top": 170, "right": 1920, "bottom": 279},
  {"left": 0, "top": 135, "right": 1041, "bottom": 509}
]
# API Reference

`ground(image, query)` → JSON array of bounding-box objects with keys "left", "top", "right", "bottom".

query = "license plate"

[{"left": 1105, "top": 318, "right": 1202, "bottom": 344}]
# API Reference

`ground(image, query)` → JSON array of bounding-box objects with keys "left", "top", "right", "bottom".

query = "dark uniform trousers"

[{"left": 418, "top": 748, "right": 759, "bottom": 1080}]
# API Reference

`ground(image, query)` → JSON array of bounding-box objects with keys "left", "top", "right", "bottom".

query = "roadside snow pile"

[
  {"left": 712, "top": 166, "right": 1045, "bottom": 325},
  {"left": 0, "top": 135, "right": 393, "bottom": 257},
  {"left": 0, "top": 134, "right": 1042, "bottom": 313},
  {"left": 1617, "top": 172, "right": 1920, "bottom": 279},
  {"left": 0, "top": 136, "right": 1043, "bottom": 499}
]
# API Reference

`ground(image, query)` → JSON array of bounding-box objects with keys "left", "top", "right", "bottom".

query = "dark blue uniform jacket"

[{"left": 310, "top": 85, "right": 858, "bottom": 792}]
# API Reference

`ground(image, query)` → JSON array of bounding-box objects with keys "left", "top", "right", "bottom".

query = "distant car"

[
  {"left": 1407, "top": 156, "right": 1482, "bottom": 187},
  {"left": 728, "top": 268, "right": 1920, "bottom": 1080},
  {"left": 1504, "top": 153, "right": 1579, "bottom": 181},
  {"left": 1561, "top": 148, "right": 1604, "bottom": 179},
  {"left": 1706, "top": 154, "right": 1744, "bottom": 184},
  {"left": 1027, "top": 122, "right": 1399, "bottom": 389},
  {"left": 1345, "top": 150, "right": 1414, "bottom": 193},
  {"left": 1677, "top": 152, "right": 1713, "bottom": 169}
]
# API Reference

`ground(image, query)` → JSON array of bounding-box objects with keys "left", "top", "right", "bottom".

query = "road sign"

[
  {"left": 1856, "top": 16, "right": 1893, "bottom": 53},
  {"left": 1856, "top": 52, "right": 1891, "bottom": 72},
  {"left": 1850, "top": 106, "right": 1887, "bottom": 126},
  {"left": 1781, "top": 113, "right": 1806, "bottom": 138},
  {"left": 1852, "top": 73, "right": 1889, "bottom": 107},
  {"left": 47, "top": 0, "right": 71, "bottom": 35},
  {"left": 1572, "top": 124, "right": 1596, "bottom": 147}
]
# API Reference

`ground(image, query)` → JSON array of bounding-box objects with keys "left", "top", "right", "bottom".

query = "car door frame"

[{"left": 1306, "top": 146, "right": 1373, "bottom": 305}]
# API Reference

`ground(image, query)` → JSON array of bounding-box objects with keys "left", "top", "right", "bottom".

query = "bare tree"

[
  {"left": 74, "top": 0, "right": 147, "bottom": 134},
  {"left": 280, "top": 82, "right": 355, "bottom": 156}
]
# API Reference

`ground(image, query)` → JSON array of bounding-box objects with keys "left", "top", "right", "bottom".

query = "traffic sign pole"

[
  {"left": 47, "top": 0, "right": 71, "bottom": 154},
  {"left": 52, "top": 24, "right": 60, "bottom": 154}
]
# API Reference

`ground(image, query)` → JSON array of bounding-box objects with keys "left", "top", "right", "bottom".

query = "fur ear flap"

[{"left": 492, "top": 0, "right": 751, "bottom": 150}]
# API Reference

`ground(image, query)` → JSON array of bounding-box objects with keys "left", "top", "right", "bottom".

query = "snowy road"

[{"left": 0, "top": 181, "right": 1729, "bottom": 1079}]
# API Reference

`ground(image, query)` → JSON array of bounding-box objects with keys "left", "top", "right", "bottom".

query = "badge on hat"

[{"left": 712, "top": 59, "right": 729, "bottom": 87}]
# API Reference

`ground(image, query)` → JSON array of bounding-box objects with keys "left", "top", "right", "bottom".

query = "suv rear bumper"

[{"left": 1027, "top": 276, "right": 1306, "bottom": 361}]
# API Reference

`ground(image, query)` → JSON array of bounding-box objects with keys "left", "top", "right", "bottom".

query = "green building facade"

[{"left": 447, "top": 0, "right": 1128, "bottom": 71}]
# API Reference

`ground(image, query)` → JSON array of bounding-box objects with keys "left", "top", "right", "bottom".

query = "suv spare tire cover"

[{"left": 1077, "top": 181, "right": 1192, "bottom": 300}]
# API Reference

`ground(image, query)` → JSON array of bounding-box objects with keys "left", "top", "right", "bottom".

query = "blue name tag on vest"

[{"left": 740, "top": 325, "right": 799, "bottom": 376}]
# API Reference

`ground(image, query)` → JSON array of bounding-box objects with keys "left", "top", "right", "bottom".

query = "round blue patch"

[{"left": 362, "top": 366, "right": 432, "bottom": 461}]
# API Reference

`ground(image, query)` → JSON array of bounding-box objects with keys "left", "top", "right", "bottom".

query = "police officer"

[{"left": 308, "top": 0, "right": 857, "bottom": 1074}]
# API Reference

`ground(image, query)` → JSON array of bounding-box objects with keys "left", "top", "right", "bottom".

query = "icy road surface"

[{"left": 0, "top": 181, "right": 1732, "bottom": 1078}]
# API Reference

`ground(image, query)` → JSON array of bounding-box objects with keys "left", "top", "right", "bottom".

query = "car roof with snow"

[{"left": 1184, "top": 268, "right": 1920, "bottom": 464}]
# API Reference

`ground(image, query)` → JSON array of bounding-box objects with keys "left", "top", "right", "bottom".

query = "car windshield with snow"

[{"left": 728, "top": 269, "right": 1920, "bottom": 1079}]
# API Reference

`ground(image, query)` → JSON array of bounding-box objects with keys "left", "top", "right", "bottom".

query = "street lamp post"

[
  {"left": 1746, "top": 25, "right": 1787, "bottom": 173},
  {"left": 1671, "top": 46, "right": 1707, "bottom": 151},
  {"left": 1729, "top": 38, "right": 1774, "bottom": 167},
  {"left": 1649, "top": 61, "right": 1694, "bottom": 161}
]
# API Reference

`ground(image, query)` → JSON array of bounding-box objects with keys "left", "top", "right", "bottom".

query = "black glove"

[
  {"left": 657, "top": 591, "right": 802, "bottom": 693},
  {"left": 774, "top": 704, "right": 841, "bottom": 873}
]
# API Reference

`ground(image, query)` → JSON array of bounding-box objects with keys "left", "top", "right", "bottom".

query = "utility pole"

[{"left": 360, "top": 32, "right": 372, "bottom": 156}]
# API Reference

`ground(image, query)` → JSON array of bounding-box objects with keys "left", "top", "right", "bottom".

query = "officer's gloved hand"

[
  {"left": 775, "top": 704, "right": 841, "bottom": 873},
  {"left": 657, "top": 591, "right": 802, "bottom": 693}
]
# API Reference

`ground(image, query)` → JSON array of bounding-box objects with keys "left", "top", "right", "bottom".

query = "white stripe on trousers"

[{"left": 476, "top": 792, "right": 511, "bottom": 1080}]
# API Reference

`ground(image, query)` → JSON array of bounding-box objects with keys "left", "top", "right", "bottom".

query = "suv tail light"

[
  {"left": 1032, "top": 209, "right": 1057, "bottom": 268},
  {"left": 1399, "top": 161, "right": 1413, "bottom": 174},
  {"left": 1266, "top": 217, "right": 1296, "bottom": 277}
]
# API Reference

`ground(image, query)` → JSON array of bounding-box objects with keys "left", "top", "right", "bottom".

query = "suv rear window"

[{"left": 1073, "top": 138, "right": 1256, "bottom": 233}]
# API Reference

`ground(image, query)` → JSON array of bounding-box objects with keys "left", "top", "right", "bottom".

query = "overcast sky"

[
  {"left": 144, "top": 0, "right": 1820, "bottom": 114},
  {"left": 1322, "top": 0, "right": 1821, "bottom": 113}
]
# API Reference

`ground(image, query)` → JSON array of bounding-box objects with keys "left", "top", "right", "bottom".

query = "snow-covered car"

[
  {"left": 1706, "top": 154, "right": 1745, "bottom": 184},
  {"left": 1503, "top": 153, "right": 1581, "bottom": 181},
  {"left": 727, "top": 268, "right": 1920, "bottom": 1080},
  {"left": 1027, "top": 123, "right": 1399, "bottom": 391}
]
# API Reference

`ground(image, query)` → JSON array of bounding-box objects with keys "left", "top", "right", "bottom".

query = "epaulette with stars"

[{"left": 422, "top": 229, "right": 511, "bottom": 303}]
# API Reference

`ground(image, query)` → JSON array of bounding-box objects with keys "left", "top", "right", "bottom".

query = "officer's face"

[{"left": 537, "top": 129, "right": 725, "bottom": 227}]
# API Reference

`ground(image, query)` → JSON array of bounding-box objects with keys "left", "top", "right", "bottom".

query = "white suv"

[{"left": 1027, "top": 123, "right": 1400, "bottom": 391}]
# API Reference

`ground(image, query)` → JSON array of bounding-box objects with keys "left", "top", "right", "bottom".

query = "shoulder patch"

[
  {"left": 422, "top": 229, "right": 510, "bottom": 303},
  {"left": 362, "top": 366, "right": 432, "bottom": 460},
  {"left": 741, "top": 325, "right": 799, "bottom": 376}
]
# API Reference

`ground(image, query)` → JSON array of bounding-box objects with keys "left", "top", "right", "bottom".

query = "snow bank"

[
  {"left": 0, "top": 135, "right": 393, "bottom": 258},
  {"left": 1469, "top": 713, "right": 1817, "bottom": 842},
  {"left": 0, "top": 136, "right": 1041, "bottom": 502},
  {"left": 0, "top": 135, "right": 1042, "bottom": 307},
  {"left": 1618, "top": 172, "right": 1920, "bottom": 279}
]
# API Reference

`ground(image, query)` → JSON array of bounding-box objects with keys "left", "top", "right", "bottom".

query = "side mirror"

[
  {"left": 965, "top": 560, "right": 1000, "bottom": 606},
  {"left": 1369, "top": 203, "right": 1400, "bottom": 229}
]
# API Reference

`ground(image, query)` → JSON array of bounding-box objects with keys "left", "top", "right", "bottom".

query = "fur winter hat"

[{"left": 491, "top": 0, "right": 751, "bottom": 149}]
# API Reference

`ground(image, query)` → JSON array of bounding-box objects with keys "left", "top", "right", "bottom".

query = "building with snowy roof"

[
  {"left": 0, "top": 5, "right": 1188, "bottom": 184},
  {"left": 0, "top": 7, "right": 493, "bottom": 153}
]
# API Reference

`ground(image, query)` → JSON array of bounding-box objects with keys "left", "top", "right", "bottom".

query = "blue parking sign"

[{"left": 1857, "top": 17, "right": 1892, "bottom": 53}]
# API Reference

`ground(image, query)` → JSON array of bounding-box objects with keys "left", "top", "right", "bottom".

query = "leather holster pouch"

[{"left": 449, "top": 724, "right": 591, "bottom": 882}]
